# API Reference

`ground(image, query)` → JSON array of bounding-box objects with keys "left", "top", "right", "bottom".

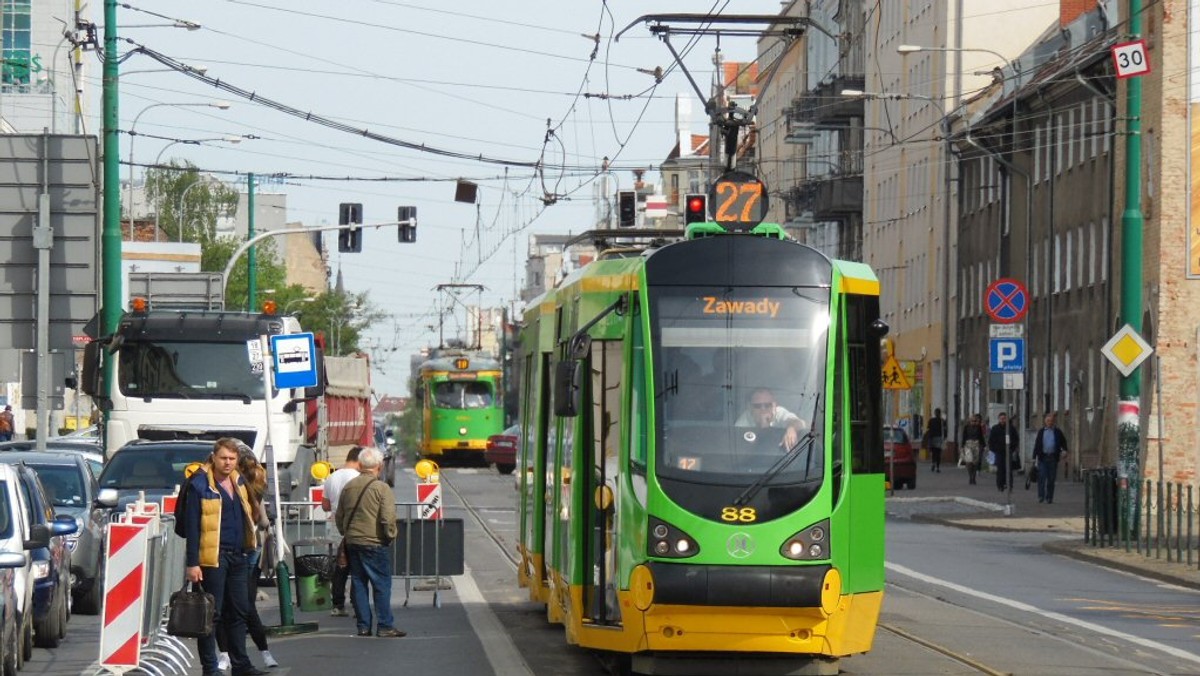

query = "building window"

[
  {"left": 1034, "top": 125, "right": 1043, "bottom": 182},
  {"left": 1101, "top": 216, "right": 1109, "bottom": 281},
  {"left": 1052, "top": 351, "right": 1060, "bottom": 412},
  {"left": 1056, "top": 113, "right": 1065, "bottom": 175},
  {"left": 1063, "top": 350, "right": 1072, "bottom": 412},
  {"left": 1066, "top": 107, "right": 1076, "bottom": 168},
  {"left": 1054, "top": 233, "right": 1062, "bottom": 293},
  {"left": 1032, "top": 239, "right": 1039, "bottom": 297},
  {"left": 1064, "top": 229, "right": 1073, "bottom": 292},
  {"left": 2, "top": 0, "right": 33, "bottom": 88}
]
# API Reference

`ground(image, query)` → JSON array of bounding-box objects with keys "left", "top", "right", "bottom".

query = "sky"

[{"left": 90, "top": 1, "right": 782, "bottom": 396}]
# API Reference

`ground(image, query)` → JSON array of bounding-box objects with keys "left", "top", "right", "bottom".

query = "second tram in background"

[{"left": 417, "top": 350, "right": 504, "bottom": 465}]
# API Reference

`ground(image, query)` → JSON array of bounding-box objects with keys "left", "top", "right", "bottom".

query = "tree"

[
  {"left": 145, "top": 162, "right": 238, "bottom": 245},
  {"left": 290, "top": 289, "right": 385, "bottom": 356}
]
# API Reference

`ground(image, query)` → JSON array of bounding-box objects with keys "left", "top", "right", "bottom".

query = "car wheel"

[
  {"left": 20, "top": 611, "right": 30, "bottom": 665},
  {"left": 58, "top": 590, "right": 68, "bottom": 639},
  {"left": 34, "top": 595, "right": 62, "bottom": 648},
  {"left": 3, "top": 612, "right": 17, "bottom": 676},
  {"left": 907, "top": 476, "right": 917, "bottom": 490},
  {"left": 74, "top": 567, "right": 103, "bottom": 615},
  {"left": 385, "top": 456, "right": 396, "bottom": 487},
  {"left": 497, "top": 463, "right": 515, "bottom": 475}
]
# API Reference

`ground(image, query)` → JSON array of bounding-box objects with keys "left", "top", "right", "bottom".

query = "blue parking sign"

[{"left": 989, "top": 337, "right": 1025, "bottom": 373}]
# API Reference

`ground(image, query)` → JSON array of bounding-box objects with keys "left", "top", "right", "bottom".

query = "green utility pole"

[
  {"left": 101, "top": 0, "right": 121, "bottom": 381},
  {"left": 247, "top": 172, "right": 256, "bottom": 311},
  {"left": 1118, "top": 0, "right": 1144, "bottom": 528}
]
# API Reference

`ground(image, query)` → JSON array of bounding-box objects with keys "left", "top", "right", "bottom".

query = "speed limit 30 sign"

[{"left": 1111, "top": 40, "right": 1150, "bottom": 79}]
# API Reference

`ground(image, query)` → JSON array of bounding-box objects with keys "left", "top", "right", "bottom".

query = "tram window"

[{"left": 433, "top": 381, "right": 493, "bottom": 409}]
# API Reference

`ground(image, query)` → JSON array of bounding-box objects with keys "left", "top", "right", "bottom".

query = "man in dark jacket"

[
  {"left": 336, "top": 447, "right": 403, "bottom": 638},
  {"left": 988, "top": 412, "right": 1019, "bottom": 492},
  {"left": 1032, "top": 412, "right": 1068, "bottom": 504},
  {"left": 184, "top": 438, "right": 266, "bottom": 676}
]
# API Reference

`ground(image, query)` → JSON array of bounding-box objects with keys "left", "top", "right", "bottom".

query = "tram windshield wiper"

[
  {"left": 732, "top": 430, "right": 818, "bottom": 507},
  {"left": 732, "top": 394, "right": 820, "bottom": 507}
]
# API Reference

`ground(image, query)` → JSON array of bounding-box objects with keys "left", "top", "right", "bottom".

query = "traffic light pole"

[
  {"left": 1118, "top": 0, "right": 1145, "bottom": 528},
  {"left": 247, "top": 172, "right": 256, "bottom": 311},
  {"left": 220, "top": 221, "right": 403, "bottom": 297},
  {"left": 100, "top": 0, "right": 121, "bottom": 392}
]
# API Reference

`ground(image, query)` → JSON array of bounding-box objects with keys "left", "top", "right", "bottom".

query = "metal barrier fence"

[
  {"left": 95, "top": 510, "right": 193, "bottom": 676},
  {"left": 1083, "top": 468, "right": 1199, "bottom": 569},
  {"left": 275, "top": 500, "right": 462, "bottom": 608}
]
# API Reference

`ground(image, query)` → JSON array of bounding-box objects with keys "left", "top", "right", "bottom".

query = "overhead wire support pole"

[{"left": 1118, "top": 0, "right": 1145, "bottom": 530}]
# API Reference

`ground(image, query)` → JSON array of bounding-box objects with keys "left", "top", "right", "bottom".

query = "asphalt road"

[{"left": 26, "top": 465, "right": 1200, "bottom": 676}]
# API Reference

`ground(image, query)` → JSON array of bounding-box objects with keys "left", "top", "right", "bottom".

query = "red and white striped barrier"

[{"left": 98, "top": 522, "right": 149, "bottom": 671}]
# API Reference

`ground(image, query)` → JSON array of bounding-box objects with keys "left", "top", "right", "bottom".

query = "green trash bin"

[{"left": 293, "top": 554, "right": 334, "bottom": 612}]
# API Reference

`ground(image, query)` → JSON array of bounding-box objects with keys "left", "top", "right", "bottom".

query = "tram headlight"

[
  {"left": 459, "top": 427, "right": 468, "bottom": 436},
  {"left": 780, "top": 519, "right": 831, "bottom": 561},
  {"left": 647, "top": 517, "right": 699, "bottom": 559}
]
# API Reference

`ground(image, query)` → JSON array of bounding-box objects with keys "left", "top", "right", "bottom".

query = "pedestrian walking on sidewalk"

[
  {"left": 336, "top": 447, "right": 405, "bottom": 638},
  {"left": 1032, "top": 412, "right": 1068, "bottom": 504},
  {"left": 925, "top": 408, "right": 946, "bottom": 473},
  {"left": 960, "top": 414, "right": 986, "bottom": 485},
  {"left": 987, "top": 412, "right": 1018, "bottom": 492}
]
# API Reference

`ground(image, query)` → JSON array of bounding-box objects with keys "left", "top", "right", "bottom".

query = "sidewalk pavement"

[{"left": 886, "top": 461, "right": 1200, "bottom": 591}]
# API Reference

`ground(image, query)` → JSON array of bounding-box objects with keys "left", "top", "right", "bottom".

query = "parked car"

[
  {"left": 95, "top": 441, "right": 213, "bottom": 513},
  {"left": 0, "top": 460, "right": 51, "bottom": 674},
  {"left": 0, "top": 551, "right": 27, "bottom": 676},
  {"left": 6, "top": 463, "right": 75, "bottom": 649},
  {"left": 484, "top": 425, "right": 518, "bottom": 475},
  {"left": 0, "top": 453, "right": 106, "bottom": 614},
  {"left": 0, "top": 440, "right": 104, "bottom": 479},
  {"left": 883, "top": 425, "right": 917, "bottom": 490}
]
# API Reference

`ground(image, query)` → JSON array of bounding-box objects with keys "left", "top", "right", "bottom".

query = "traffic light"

[
  {"left": 684, "top": 193, "right": 707, "bottom": 224},
  {"left": 617, "top": 190, "right": 636, "bottom": 227},
  {"left": 397, "top": 205, "right": 418, "bottom": 243},
  {"left": 338, "top": 202, "right": 363, "bottom": 253}
]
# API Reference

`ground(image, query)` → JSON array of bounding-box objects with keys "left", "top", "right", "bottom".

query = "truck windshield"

[{"left": 118, "top": 340, "right": 265, "bottom": 399}]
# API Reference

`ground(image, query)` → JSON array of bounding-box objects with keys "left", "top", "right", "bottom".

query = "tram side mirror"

[
  {"left": 81, "top": 341, "right": 102, "bottom": 397},
  {"left": 870, "top": 318, "right": 890, "bottom": 339},
  {"left": 554, "top": 360, "right": 582, "bottom": 417}
]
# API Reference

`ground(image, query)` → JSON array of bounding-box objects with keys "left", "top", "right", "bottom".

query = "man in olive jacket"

[{"left": 335, "top": 446, "right": 403, "bottom": 638}]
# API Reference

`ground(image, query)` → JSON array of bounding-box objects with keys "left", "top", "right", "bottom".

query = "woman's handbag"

[{"left": 167, "top": 581, "right": 215, "bottom": 638}]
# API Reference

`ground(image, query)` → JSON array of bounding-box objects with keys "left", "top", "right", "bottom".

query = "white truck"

[{"left": 82, "top": 272, "right": 377, "bottom": 500}]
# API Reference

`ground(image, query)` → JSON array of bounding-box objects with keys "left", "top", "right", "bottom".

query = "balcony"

[
  {"left": 789, "top": 74, "right": 866, "bottom": 127},
  {"left": 789, "top": 174, "right": 862, "bottom": 221}
]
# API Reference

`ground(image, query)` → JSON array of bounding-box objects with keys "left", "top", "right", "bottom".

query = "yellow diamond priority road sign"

[{"left": 1101, "top": 324, "right": 1153, "bottom": 377}]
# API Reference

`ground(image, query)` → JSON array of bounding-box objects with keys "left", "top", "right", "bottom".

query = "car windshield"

[
  {"left": 884, "top": 428, "right": 909, "bottom": 444},
  {"left": 100, "top": 448, "right": 211, "bottom": 490},
  {"left": 118, "top": 340, "right": 265, "bottom": 400},
  {"left": 27, "top": 464, "right": 86, "bottom": 508}
]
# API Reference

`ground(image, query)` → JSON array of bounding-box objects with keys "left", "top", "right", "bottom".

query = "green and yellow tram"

[
  {"left": 417, "top": 351, "right": 504, "bottom": 465},
  {"left": 515, "top": 211, "right": 888, "bottom": 674}
]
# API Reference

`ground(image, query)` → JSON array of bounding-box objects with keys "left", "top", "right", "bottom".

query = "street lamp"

[
  {"left": 897, "top": 44, "right": 1022, "bottom": 463},
  {"left": 151, "top": 136, "right": 247, "bottom": 237},
  {"left": 843, "top": 87, "right": 956, "bottom": 452},
  {"left": 127, "top": 101, "right": 231, "bottom": 228},
  {"left": 285, "top": 297, "right": 317, "bottom": 315}
]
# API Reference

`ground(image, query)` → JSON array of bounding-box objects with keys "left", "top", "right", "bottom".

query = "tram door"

[{"left": 585, "top": 340, "right": 622, "bottom": 625}]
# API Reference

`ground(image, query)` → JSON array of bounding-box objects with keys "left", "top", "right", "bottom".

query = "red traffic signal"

[{"left": 684, "top": 194, "right": 707, "bottom": 224}]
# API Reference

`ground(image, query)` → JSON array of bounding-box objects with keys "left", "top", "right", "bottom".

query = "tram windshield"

[
  {"left": 432, "top": 380, "right": 494, "bottom": 409},
  {"left": 118, "top": 340, "right": 265, "bottom": 400},
  {"left": 649, "top": 286, "right": 829, "bottom": 488}
]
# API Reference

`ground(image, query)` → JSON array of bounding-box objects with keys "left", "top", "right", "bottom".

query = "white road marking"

[
  {"left": 458, "top": 563, "right": 534, "bottom": 676},
  {"left": 886, "top": 562, "right": 1200, "bottom": 666}
]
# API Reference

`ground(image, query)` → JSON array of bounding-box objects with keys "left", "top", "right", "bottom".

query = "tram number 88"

[{"left": 720, "top": 506, "right": 758, "bottom": 523}]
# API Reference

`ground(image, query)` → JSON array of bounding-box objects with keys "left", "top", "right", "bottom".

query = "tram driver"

[{"left": 734, "top": 388, "right": 807, "bottom": 450}]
